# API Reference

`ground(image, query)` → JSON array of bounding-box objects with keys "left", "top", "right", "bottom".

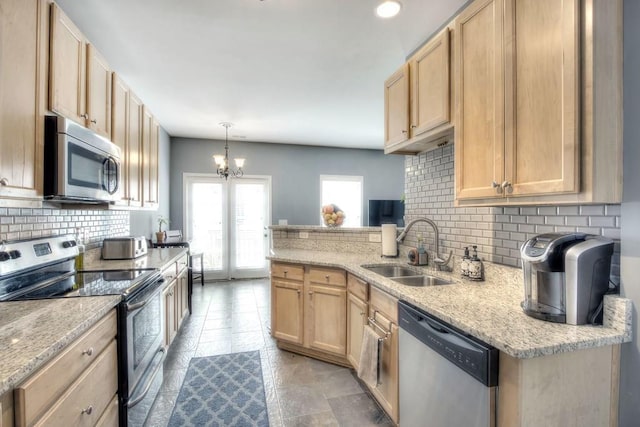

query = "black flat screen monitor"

[{"left": 368, "top": 200, "right": 404, "bottom": 226}]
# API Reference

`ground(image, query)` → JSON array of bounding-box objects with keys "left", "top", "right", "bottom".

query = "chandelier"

[{"left": 213, "top": 122, "right": 245, "bottom": 180}]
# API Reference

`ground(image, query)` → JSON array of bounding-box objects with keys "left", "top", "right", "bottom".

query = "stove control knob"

[
  {"left": 9, "top": 250, "right": 21, "bottom": 259},
  {"left": 62, "top": 240, "right": 77, "bottom": 248},
  {"left": 0, "top": 252, "right": 10, "bottom": 261}
]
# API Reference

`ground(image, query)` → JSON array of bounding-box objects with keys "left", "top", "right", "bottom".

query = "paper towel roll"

[{"left": 381, "top": 224, "right": 398, "bottom": 257}]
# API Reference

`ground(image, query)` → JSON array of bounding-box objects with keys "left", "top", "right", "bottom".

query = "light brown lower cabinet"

[
  {"left": 163, "top": 255, "right": 190, "bottom": 348},
  {"left": 14, "top": 309, "right": 118, "bottom": 427},
  {"left": 270, "top": 263, "right": 347, "bottom": 363},
  {"left": 270, "top": 262, "right": 398, "bottom": 423},
  {"left": 347, "top": 274, "right": 369, "bottom": 370}
]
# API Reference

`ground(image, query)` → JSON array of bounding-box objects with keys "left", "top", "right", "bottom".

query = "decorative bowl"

[{"left": 321, "top": 204, "right": 345, "bottom": 227}]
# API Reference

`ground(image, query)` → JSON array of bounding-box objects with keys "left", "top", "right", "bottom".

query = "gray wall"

[
  {"left": 619, "top": 0, "right": 640, "bottom": 422},
  {"left": 168, "top": 137, "right": 405, "bottom": 231},
  {"left": 130, "top": 127, "right": 171, "bottom": 239}
]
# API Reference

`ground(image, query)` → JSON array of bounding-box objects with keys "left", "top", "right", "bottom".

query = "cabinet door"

[
  {"left": 305, "top": 284, "right": 347, "bottom": 356},
  {"left": 127, "top": 92, "right": 143, "bottom": 207},
  {"left": 163, "top": 280, "right": 177, "bottom": 348},
  {"left": 86, "top": 44, "right": 112, "bottom": 139},
  {"left": 503, "top": 0, "right": 579, "bottom": 197},
  {"left": 142, "top": 107, "right": 158, "bottom": 208},
  {"left": 454, "top": 0, "right": 505, "bottom": 200},
  {"left": 111, "top": 74, "right": 129, "bottom": 206},
  {"left": 368, "top": 310, "right": 399, "bottom": 424},
  {"left": 50, "top": 3, "right": 87, "bottom": 125},
  {"left": 0, "top": 0, "right": 42, "bottom": 199},
  {"left": 347, "top": 293, "right": 367, "bottom": 370},
  {"left": 176, "top": 268, "right": 189, "bottom": 328},
  {"left": 384, "top": 63, "right": 409, "bottom": 148},
  {"left": 410, "top": 28, "right": 450, "bottom": 138},
  {"left": 272, "top": 280, "right": 304, "bottom": 345}
]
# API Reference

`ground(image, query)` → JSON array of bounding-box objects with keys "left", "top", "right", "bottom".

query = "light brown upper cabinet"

[
  {"left": 455, "top": 0, "right": 622, "bottom": 206},
  {"left": 384, "top": 28, "right": 453, "bottom": 155},
  {"left": 0, "top": 0, "right": 47, "bottom": 206},
  {"left": 142, "top": 107, "right": 159, "bottom": 209},
  {"left": 384, "top": 64, "right": 409, "bottom": 149},
  {"left": 111, "top": 73, "right": 143, "bottom": 208},
  {"left": 50, "top": 3, "right": 112, "bottom": 139}
]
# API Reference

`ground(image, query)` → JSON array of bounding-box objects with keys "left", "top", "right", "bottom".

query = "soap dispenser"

[
  {"left": 468, "top": 245, "right": 484, "bottom": 281},
  {"left": 417, "top": 236, "right": 428, "bottom": 265},
  {"left": 461, "top": 247, "right": 470, "bottom": 277}
]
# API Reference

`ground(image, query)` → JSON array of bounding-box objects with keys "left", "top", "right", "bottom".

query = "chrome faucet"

[{"left": 396, "top": 218, "right": 453, "bottom": 270}]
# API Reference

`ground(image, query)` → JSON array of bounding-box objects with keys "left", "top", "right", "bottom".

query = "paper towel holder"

[{"left": 381, "top": 224, "right": 399, "bottom": 257}]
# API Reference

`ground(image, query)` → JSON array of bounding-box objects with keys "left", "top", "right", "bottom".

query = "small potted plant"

[{"left": 156, "top": 216, "right": 169, "bottom": 243}]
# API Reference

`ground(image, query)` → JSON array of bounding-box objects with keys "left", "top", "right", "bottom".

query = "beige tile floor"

[{"left": 145, "top": 279, "right": 393, "bottom": 427}]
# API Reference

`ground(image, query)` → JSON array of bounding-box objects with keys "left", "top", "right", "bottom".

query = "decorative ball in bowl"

[{"left": 321, "top": 204, "right": 345, "bottom": 227}]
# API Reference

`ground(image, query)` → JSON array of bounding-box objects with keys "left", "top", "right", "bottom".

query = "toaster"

[{"left": 102, "top": 236, "right": 148, "bottom": 260}]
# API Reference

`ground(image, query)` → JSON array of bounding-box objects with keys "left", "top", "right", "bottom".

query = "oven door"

[{"left": 125, "top": 279, "right": 164, "bottom": 395}]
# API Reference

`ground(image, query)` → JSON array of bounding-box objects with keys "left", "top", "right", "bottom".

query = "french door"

[{"left": 183, "top": 173, "right": 271, "bottom": 280}]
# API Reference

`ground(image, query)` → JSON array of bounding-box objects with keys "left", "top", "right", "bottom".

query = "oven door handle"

[
  {"left": 0, "top": 270, "right": 76, "bottom": 301},
  {"left": 127, "top": 347, "right": 166, "bottom": 408},
  {"left": 124, "top": 279, "right": 164, "bottom": 312}
]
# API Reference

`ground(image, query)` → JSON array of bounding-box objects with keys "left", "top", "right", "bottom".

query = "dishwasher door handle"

[{"left": 416, "top": 316, "right": 484, "bottom": 354}]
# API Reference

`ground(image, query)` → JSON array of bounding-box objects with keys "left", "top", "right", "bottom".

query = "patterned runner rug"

[{"left": 168, "top": 351, "right": 269, "bottom": 426}]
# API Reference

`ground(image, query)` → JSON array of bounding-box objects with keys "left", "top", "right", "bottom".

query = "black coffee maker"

[{"left": 520, "top": 233, "right": 614, "bottom": 325}]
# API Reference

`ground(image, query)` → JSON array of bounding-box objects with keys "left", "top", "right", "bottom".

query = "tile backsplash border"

[
  {"left": 402, "top": 144, "right": 621, "bottom": 279},
  {"left": 0, "top": 206, "right": 129, "bottom": 248}
]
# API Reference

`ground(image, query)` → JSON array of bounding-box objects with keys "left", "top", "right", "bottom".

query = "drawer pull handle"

[
  {"left": 82, "top": 347, "right": 94, "bottom": 356},
  {"left": 81, "top": 405, "right": 93, "bottom": 415}
]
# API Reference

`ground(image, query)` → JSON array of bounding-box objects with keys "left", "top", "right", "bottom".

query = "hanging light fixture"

[
  {"left": 213, "top": 122, "right": 245, "bottom": 180},
  {"left": 375, "top": 0, "right": 402, "bottom": 18}
]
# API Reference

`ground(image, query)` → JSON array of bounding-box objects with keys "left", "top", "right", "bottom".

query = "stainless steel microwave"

[{"left": 44, "top": 115, "right": 121, "bottom": 203}]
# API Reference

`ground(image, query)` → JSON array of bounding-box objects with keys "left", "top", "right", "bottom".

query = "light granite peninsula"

[{"left": 267, "top": 244, "right": 632, "bottom": 426}]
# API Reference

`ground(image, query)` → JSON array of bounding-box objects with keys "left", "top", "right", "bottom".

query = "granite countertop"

[
  {"left": 0, "top": 296, "right": 121, "bottom": 395},
  {"left": 0, "top": 247, "right": 188, "bottom": 396},
  {"left": 268, "top": 249, "right": 632, "bottom": 359},
  {"left": 84, "top": 247, "right": 188, "bottom": 271}
]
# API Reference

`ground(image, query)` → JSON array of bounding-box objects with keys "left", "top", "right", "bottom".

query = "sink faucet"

[{"left": 396, "top": 218, "right": 453, "bottom": 270}]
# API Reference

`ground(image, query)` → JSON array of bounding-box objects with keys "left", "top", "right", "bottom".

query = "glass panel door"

[{"left": 184, "top": 173, "right": 270, "bottom": 280}]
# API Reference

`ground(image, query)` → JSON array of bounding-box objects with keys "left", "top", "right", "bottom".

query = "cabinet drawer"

[
  {"left": 33, "top": 340, "right": 118, "bottom": 427},
  {"left": 162, "top": 262, "right": 177, "bottom": 282},
  {"left": 370, "top": 287, "right": 398, "bottom": 324},
  {"left": 307, "top": 267, "right": 346, "bottom": 287},
  {"left": 176, "top": 254, "right": 188, "bottom": 273},
  {"left": 271, "top": 263, "right": 304, "bottom": 282},
  {"left": 95, "top": 395, "right": 118, "bottom": 427},
  {"left": 15, "top": 310, "right": 117, "bottom": 427},
  {"left": 347, "top": 274, "right": 368, "bottom": 301}
]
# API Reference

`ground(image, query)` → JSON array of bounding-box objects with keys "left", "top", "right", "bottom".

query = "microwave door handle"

[{"left": 102, "top": 157, "right": 119, "bottom": 195}]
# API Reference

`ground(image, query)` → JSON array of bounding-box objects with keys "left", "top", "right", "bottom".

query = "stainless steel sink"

[
  {"left": 363, "top": 265, "right": 421, "bottom": 277},
  {"left": 392, "top": 275, "right": 454, "bottom": 287}
]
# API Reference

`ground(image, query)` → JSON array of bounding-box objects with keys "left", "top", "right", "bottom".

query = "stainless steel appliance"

[
  {"left": 44, "top": 115, "right": 121, "bottom": 203},
  {"left": 398, "top": 301, "right": 498, "bottom": 427},
  {"left": 102, "top": 236, "right": 148, "bottom": 260},
  {"left": 521, "top": 232, "right": 614, "bottom": 325},
  {"left": 0, "top": 235, "right": 165, "bottom": 427}
]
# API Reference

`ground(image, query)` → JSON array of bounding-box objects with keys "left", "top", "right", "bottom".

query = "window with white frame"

[{"left": 320, "top": 175, "right": 363, "bottom": 227}]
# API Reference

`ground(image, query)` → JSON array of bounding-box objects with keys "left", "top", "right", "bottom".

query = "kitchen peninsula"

[{"left": 268, "top": 225, "right": 631, "bottom": 426}]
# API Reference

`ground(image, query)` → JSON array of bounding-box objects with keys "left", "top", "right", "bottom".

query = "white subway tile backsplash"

[{"left": 403, "top": 144, "right": 621, "bottom": 277}]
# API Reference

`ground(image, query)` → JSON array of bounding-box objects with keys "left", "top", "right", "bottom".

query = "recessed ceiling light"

[{"left": 376, "top": 1, "right": 402, "bottom": 18}]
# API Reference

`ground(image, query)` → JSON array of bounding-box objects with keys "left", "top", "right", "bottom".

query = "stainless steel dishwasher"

[{"left": 398, "top": 301, "right": 499, "bottom": 427}]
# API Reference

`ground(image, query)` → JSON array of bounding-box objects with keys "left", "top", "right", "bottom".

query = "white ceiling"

[{"left": 55, "top": 0, "right": 467, "bottom": 149}]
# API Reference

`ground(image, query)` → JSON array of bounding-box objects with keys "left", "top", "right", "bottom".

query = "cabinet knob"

[
  {"left": 297, "top": 289, "right": 301, "bottom": 295},
  {"left": 411, "top": 125, "right": 417, "bottom": 129},
  {"left": 283, "top": 270, "right": 288, "bottom": 276},
  {"left": 308, "top": 291, "right": 313, "bottom": 297},
  {"left": 81, "top": 113, "right": 89, "bottom": 119},
  {"left": 325, "top": 275, "right": 330, "bottom": 280},
  {"left": 81, "top": 405, "right": 93, "bottom": 415},
  {"left": 501, "top": 181, "right": 513, "bottom": 194},
  {"left": 82, "top": 347, "right": 94, "bottom": 356},
  {"left": 401, "top": 130, "right": 408, "bottom": 134},
  {"left": 0, "top": 177, "right": 8, "bottom": 186},
  {"left": 491, "top": 181, "right": 503, "bottom": 194},
  {"left": 90, "top": 119, "right": 97, "bottom": 124}
]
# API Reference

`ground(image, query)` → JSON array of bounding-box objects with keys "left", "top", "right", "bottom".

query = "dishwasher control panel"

[{"left": 398, "top": 301, "right": 498, "bottom": 387}]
